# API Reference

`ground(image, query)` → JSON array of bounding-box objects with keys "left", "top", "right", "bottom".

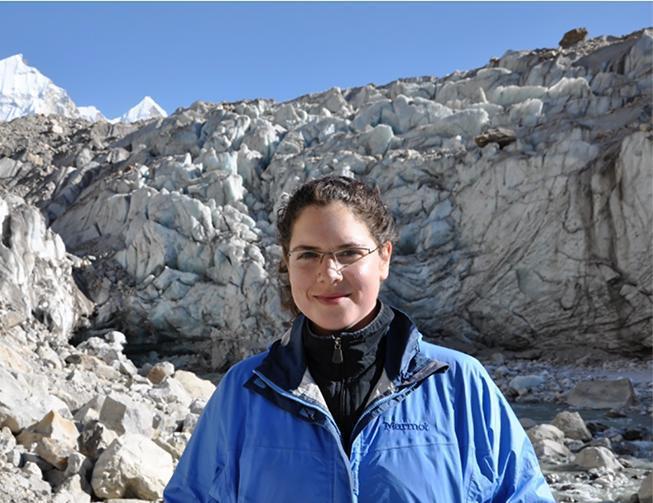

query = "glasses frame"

[{"left": 287, "top": 244, "right": 381, "bottom": 272}]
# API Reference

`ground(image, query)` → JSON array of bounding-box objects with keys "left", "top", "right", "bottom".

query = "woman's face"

[{"left": 286, "top": 202, "right": 392, "bottom": 335}]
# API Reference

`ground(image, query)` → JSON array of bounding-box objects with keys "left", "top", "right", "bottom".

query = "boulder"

[
  {"left": 172, "top": 370, "right": 216, "bottom": 402},
  {"left": 531, "top": 438, "right": 572, "bottom": 461},
  {"left": 508, "top": 374, "right": 546, "bottom": 395},
  {"left": 21, "top": 461, "right": 52, "bottom": 496},
  {"left": 35, "top": 437, "right": 73, "bottom": 470},
  {"left": 183, "top": 412, "right": 200, "bottom": 433},
  {"left": 0, "top": 367, "right": 71, "bottom": 433},
  {"left": 566, "top": 379, "right": 638, "bottom": 409},
  {"left": 574, "top": 446, "right": 622, "bottom": 471},
  {"left": 17, "top": 411, "right": 79, "bottom": 469},
  {"left": 153, "top": 431, "right": 191, "bottom": 460},
  {"left": 148, "top": 376, "right": 192, "bottom": 409},
  {"left": 552, "top": 411, "right": 592, "bottom": 441},
  {"left": 99, "top": 394, "right": 154, "bottom": 437},
  {"left": 527, "top": 424, "right": 565, "bottom": 442},
  {"left": 559, "top": 27, "right": 588, "bottom": 48},
  {"left": 146, "top": 361, "right": 175, "bottom": 384},
  {"left": 360, "top": 124, "right": 394, "bottom": 156},
  {"left": 527, "top": 424, "right": 571, "bottom": 461},
  {"left": 78, "top": 421, "right": 118, "bottom": 461},
  {"left": 0, "top": 426, "right": 16, "bottom": 454},
  {"left": 51, "top": 474, "right": 91, "bottom": 503},
  {"left": 474, "top": 127, "right": 516, "bottom": 148},
  {"left": 91, "top": 434, "right": 174, "bottom": 500},
  {"left": 639, "top": 471, "right": 653, "bottom": 503},
  {"left": 74, "top": 395, "right": 105, "bottom": 428}
]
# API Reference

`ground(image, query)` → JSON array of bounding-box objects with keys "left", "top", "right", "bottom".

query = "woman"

[{"left": 164, "top": 176, "right": 554, "bottom": 502}]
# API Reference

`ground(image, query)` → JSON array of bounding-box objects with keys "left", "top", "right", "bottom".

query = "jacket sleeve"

[
  {"left": 164, "top": 370, "right": 239, "bottom": 503},
  {"left": 468, "top": 363, "right": 555, "bottom": 502}
]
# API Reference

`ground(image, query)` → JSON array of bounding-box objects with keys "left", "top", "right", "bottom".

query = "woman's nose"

[{"left": 318, "top": 254, "right": 343, "bottom": 281}]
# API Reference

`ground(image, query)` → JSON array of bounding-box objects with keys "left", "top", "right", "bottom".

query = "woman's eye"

[
  {"left": 338, "top": 249, "right": 364, "bottom": 260},
  {"left": 297, "top": 251, "right": 319, "bottom": 260}
]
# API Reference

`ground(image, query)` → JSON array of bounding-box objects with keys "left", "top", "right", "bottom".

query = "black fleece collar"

[{"left": 302, "top": 302, "right": 395, "bottom": 380}]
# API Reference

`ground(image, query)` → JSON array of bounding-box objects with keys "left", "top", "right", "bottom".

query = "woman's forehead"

[{"left": 289, "top": 202, "right": 373, "bottom": 243}]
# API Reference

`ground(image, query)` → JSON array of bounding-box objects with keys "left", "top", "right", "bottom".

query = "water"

[{"left": 512, "top": 402, "right": 653, "bottom": 434}]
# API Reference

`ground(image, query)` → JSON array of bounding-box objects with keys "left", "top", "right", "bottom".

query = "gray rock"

[
  {"left": 559, "top": 27, "right": 588, "bottom": 48},
  {"left": 172, "top": 370, "right": 216, "bottom": 402},
  {"left": 0, "top": 367, "right": 71, "bottom": 433},
  {"left": 91, "top": 434, "right": 174, "bottom": 500},
  {"left": 552, "top": 411, "right": 592, "bottom": 441},
  {"left": 528, "top": 424, "right": 565, "bottom": 443},
  {"left": 532, "top": 438, "right": 572, "bottom": 461},
  {"left": 79, "top": 421, "right": 118, "bottom": 461},
  {"left": 182, "top": 412, "right": 200, "bottom": 434},
  {"left": 74, "top": 395, "right": 105, "bottom": 427},
  {"left": 567, "top": 378, "right": 638, "bottom": 409},
  {"left": 146, "top": 361, "right": 175, "bottom": 384},
  {"left": 574, "top": 446, "right": 623, "bottom": 471},
  {"left": 148, "top": 376, "right": 192, "bottom": 409},
  {"left": 474, "top": 127, "right": 516, "bottom": 148},
  {"left": 99, "top": 394, "right": 154, "bottom": 438},
  {"left": 0, "top": 426, "right": 16, "bottom": 454},
  {"left": 16, "top": 410, "right": 79, "bottom": 469},
  {"left": 21, "top": 460, "right": 52, "bottom": 495},
  {"left": 640, "top": 471, "right": 653, "bottom": 503},
  {"left": 509, "top": 374, "right": 546, "bottom": 395},
  {"left": 360, "top": 124, "right": 394, "bottom": 156},
  {"left": 518, "top": 417, "right": 537, "bottom": 430},
  {"left": 52, "top": 474, "right": 92, "bottom": 503},
  {"left": 189, "top": 398, "right": 207, "bottom": 415},
  {"left": 153, "top": 431, "right": 191, "bottom": 460}
]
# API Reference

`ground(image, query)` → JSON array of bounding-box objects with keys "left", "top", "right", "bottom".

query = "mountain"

[
  {"left": 0, "top": 54, "right": 166, "bottom": 123},
  {"left": 78, "top": 105, "right": 106, "bottom": 122},
  {"left": 0, "top": 53, "right": 79, "bottom": 122},
  {"left": 117, "top": 95, "right": 167, "bottom": 123}
]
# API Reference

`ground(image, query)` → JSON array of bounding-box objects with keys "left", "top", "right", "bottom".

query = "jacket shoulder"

[
  {"left": 418, "top": 340, "right": 488, "bottom": 376},
  {"left": 220, "top": 350, "right": 269, "bottom": 386}
]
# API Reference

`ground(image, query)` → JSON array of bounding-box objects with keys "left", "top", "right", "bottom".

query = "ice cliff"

[{"left": 0, "top": 29, "right": 651, "bottom": 372}]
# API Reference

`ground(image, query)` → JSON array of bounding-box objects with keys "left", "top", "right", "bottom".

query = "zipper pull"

[{"left": 332, "top": 336, "right": 343, "bottom": 364}]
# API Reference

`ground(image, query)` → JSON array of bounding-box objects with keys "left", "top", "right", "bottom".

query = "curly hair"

[{"left": 276, "top": 175, "right": 397, "bottom": 314}]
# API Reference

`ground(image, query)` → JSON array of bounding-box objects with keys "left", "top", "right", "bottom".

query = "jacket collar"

[
  {"left": 254, "top": 306, "right": 448, "bottom": 393},
  {"left": 303, "top": 301, "right": 394, "bottom": 380}
]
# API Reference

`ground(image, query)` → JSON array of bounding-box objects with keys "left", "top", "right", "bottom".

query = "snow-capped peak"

[
  {"left": 1, "top": 54, "right": 168, "bottom": 124},
  {"left": 117, "top": 96, "right": 167, "bottom": 123},
  {"left": 78, "top": 105, "right": 106, "bottom": 122},
  {"left": 0, "top": 53, "right": 80, "bottom": 122}
]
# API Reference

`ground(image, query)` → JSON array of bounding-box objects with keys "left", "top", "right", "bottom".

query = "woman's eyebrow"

[{"left": 289, "top": 242, "right": 364, "bottom": 252}]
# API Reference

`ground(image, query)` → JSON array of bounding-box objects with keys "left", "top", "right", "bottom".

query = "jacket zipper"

[
  {"left": 252, "top": 370, "right": 356, "bottom": 502},
  {"left": 332, "top": 336, "right": 343, "bottom": 364}
]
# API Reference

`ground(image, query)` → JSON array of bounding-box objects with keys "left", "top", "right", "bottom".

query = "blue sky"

[{"left": 1, "top": 2, "right": 651, "bottom": 119}]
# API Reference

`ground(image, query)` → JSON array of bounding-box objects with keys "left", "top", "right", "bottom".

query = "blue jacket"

[{"left": 164, "top": 309, "right": 554, "bottom": 502}]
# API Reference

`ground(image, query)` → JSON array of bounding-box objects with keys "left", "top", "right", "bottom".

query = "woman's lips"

[{"left": 314, "top": 294, "right": 350, "bottom": 304}]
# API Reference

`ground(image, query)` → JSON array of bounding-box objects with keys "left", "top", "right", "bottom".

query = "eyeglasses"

[{"left": 287, "top": 245, "right": 381, "bottom": 272}]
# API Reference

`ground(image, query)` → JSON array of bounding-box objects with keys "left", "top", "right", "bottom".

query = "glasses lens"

[{"left": 334, "top": 248, "right": 367, "bottom": 265}]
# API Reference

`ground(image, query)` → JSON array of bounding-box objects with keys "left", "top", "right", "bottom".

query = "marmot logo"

[{"left": 383, "top": 422, "right": 430, "bottom": 432}]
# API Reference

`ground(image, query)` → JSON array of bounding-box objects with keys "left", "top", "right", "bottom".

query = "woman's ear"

[{"left": 378, "top": 241, "right": 392, "bottom": 280}]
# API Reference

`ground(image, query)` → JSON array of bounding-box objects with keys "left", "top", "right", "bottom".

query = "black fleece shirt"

[{"left": 302, "top": 302, "right": 395, "bottom": 456}]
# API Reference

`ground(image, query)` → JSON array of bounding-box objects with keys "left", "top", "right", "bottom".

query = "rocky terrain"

[{"left": 0, "top": 28, "right": 651, "bottom": 501}]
